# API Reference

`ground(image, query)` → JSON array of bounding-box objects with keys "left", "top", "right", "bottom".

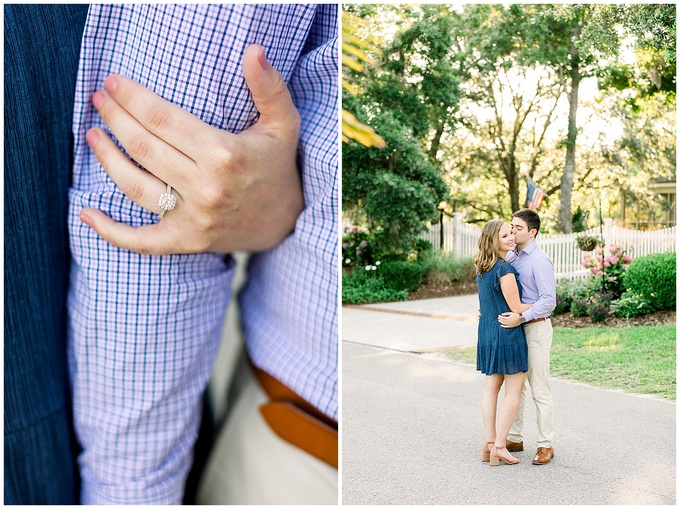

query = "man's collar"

[{"left": 516, "top": 239, "right": 537, "bottom": 255}]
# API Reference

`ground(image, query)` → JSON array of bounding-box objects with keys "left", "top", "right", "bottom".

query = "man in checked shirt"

[{"left": 7, "top": 4, "right": 338, "bottom": 505}]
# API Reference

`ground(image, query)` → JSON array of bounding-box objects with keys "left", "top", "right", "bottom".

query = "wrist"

[{"left": 518, "top": 313, "right": 526, "bottom": 324}]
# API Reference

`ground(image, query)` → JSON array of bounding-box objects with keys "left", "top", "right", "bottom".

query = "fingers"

[
  {"left": 100, "top": 75, "right": 222, "bottom": 162},
  {"left": 92, "top": 89, "right": 193, "bottom": 189},
  {"left": 87, "top": 127, "right": 176, "bottom": 215},
  {"left": 241, "top": 44, "right": 300, "bottom": 139},
  {"left": 80, "top": 208, "right": 180, "bottom": 255}
]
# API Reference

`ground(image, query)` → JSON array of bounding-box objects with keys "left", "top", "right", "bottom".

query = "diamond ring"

[{"left": 158, "top": 183, "right": 176, "bottom": 218}]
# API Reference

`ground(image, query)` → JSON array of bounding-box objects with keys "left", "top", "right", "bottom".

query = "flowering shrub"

[
  {"left": 586, "top": 291, "right": 616, "bottom": 323},
  {"left": 555, "top": 279, "right": 575, "bottom": 315},
  {"left": 561, "top": 278, "right": 600, "bottom": 317},
  {"left": 570, "top": 296, "right": 589, "bottom": 317},
  {"left": 611, "top": 292, "right": 655, "bottom": 318},
  {"left": 342, "top": 223, "right": 381, "bottom": 268},
  {"left": 582, "top": 244, "right": 632, "bottom": 297}
]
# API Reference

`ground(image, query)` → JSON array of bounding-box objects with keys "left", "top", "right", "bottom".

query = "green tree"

[{"left": 343, "top": 5, "right": 455, "bottom": 253}]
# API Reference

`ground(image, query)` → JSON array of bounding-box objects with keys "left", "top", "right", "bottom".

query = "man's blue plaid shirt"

[{"left": 67, "top": 4, "right": 338, "bottom": 503}]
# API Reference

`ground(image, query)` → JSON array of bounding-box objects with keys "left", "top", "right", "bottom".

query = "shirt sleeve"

[
  {"left": 67, "top": 5, "right": 318, "bottom": 504},
  {"left": 521, "top": 254, "right": 556, "bottom": 322},
  {"left": 239, "top": 4, "right": 339, "bottom": 422}
]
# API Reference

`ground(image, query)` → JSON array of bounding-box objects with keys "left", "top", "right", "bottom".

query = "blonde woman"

[{"left": 475, "top": 220, "right": 530, "bottom": 466}]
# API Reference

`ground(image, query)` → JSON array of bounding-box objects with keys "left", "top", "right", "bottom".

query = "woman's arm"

[{"left": 499, "top": 273, "right": 532, "bottom": 314}]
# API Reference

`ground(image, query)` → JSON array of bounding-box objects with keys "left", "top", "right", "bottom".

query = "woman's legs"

[
  {"left": 496, "top": 372, "right": 526, "bottom": 448},
  {"left": 488, "top": 371, "right": 526, "bottom": 465},
  {"left": 481, "top": 374, "right": 504, "bottom": 443}
]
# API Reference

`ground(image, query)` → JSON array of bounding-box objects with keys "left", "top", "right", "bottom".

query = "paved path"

[
  {"left": 342, "top": 295, "right": 676, "bottom": 505},
  {"left": 343, "top": 294, "right": 479, "bottom": 351}
]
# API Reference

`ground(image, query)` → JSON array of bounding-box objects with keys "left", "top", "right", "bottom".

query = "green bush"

[
  {"left": 622, "top": 251, "right": 676, "bottom": 311},
  {"left": 414, "top": 239, "right": 433, "bottom": 254},
  {"left": 560, "top": 278, "right": 599, "bottom": 316},
  {"left": 418, "top": 250, "right": 475, "bottom": 282},
  {"left": 342, "top": 271, "right": 408, "bottom": 304},
  {"left": 377, "top": 260, "right": 426, "bottom": 293},
  {"left": 611, "top": 292, "right": 655, "bottom": 318},
  {"left": 555, "top": 279, "right": 577, "bottom": 315},
  {"left": 586, "top": 292, "right": 616, "bottom": 323},
  {"left": 570, "top": 297, "right": 589, "bottom": 317}
]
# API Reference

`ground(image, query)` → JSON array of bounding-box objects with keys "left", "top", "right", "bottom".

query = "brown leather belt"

[
  {"left": 525, "top": 316, "right": 550, "bottom": 325},
  {"left": 252, "top": 363, "right": 338, "bottom": 469}
]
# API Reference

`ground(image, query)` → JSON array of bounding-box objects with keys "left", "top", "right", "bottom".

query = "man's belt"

[
  {"left": 252, "top": 363, "right": 338, "bottom": 469},
  {"left": 525, "top": 316, "right": 550, "bottom": 325}
]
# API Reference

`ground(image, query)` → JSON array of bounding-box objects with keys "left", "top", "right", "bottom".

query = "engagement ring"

[{"left": 158, "top": 183, "right": 176, "bottom": 218}]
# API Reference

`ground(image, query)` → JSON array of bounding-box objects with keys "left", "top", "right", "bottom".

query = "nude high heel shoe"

[
  {"left": 481, "top": 442, "right": 494, "bottom": 462},
  {"left": 489, "top": 445, "right": 520, "bottom": 466}
]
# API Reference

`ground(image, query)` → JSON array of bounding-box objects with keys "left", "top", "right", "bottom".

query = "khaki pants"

[
  {"left": 195, "top": 364, "right": 338, "bottom": 505},
  {"left": 508, "top": 319, "right": 554, "bottom": 448}
]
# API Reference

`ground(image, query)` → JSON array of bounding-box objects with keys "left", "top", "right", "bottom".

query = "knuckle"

[
  {"left": 146, "top": 106, "right": 171, "bottom": 131},
  {"left": 211, "top": 145, "right": 239, "bottom": 171},
  {"left": 201, "top": 186, "right": 227, "bottom": 209},
  {"left": 130, "top": 138, "right": 151, "bottom": 161},
  {"left": 271, "top": 75, "right": 288, "bottom": 102},
  {"left": 127, "top": 179, "right": 145, "bottom": 202}
]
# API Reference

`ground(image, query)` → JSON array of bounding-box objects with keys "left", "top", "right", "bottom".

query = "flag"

[{"left": 526, "top": 178, "right": 546, "bottom": 210}]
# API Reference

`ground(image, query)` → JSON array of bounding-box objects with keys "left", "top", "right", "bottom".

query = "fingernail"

[
  {"left": 92, "top": 91, "right": 104, "bottom": 110},
  {"left": 80, "top": 212, "right": 94, "bottom": 228},
  {"left": 104, "top": 76, "right": 118, "bottom": 94},
  {"left": 86, "top": 129, "right": 100, "bottom": 148},
  {"left": 258, "top": 47, "right": 270, "bottom": 70}
]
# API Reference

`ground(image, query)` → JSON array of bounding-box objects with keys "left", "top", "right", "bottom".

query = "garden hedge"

[{"left": 622, "top": 251, "right": 676, "bottom": 311}]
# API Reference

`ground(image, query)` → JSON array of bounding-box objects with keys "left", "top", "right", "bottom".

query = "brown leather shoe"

[
  {"left": 532, "top": 447, "right": 554, "bottom": 465},
  {"left": 506, "top": 440, "right": 524, "bottom": 452}
]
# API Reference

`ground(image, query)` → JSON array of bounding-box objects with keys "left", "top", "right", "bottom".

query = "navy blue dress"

[{"left": 476, "top": 260, "right": 528, "bottom": 375}]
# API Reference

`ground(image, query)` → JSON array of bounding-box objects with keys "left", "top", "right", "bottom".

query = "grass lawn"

[{"left": 443, "top": 324, "right": 676, "bottom": 400}]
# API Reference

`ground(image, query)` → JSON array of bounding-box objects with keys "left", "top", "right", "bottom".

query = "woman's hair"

[{"left": 474, "top": 219, "right": 505, "bottom": 275}]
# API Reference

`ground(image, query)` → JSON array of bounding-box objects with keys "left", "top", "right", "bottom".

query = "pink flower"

[
  {"left": 360, "top": 240, "right": 367, "bottom": 248},
  {"left": 604, "top": 261, "right": 611, "bottom": 268},
  {"left": 343, "top": 243, "right": 349, "bottom": 249},
  {"left": 610, "top": 256, "right": 619, "bottom": 264},
  {"left": 623, "top": 255, "right": 632, "bottom": 263}
]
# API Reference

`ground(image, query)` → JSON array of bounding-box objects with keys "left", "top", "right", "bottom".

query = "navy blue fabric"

[
  {"left": 476, "top": 261, "right": 528, "bottom": 375},
  {"left": 4, "top": 4, "right": 88, "bottom": 504}
]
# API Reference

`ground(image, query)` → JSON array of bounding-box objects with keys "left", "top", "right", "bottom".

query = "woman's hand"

[{"left": 79, "top": 44, "right": 303, "bottom": 255}]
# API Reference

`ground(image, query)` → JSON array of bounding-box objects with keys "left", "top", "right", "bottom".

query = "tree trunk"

[
  {"left": 510, "top": 171, "right": 520, "bottom": 213},
  {"left": 428, "top": 122, "right": 445, "bottom": 161},
  {"left": 557, "top": 24, "right": 582, "bottom": 233}
]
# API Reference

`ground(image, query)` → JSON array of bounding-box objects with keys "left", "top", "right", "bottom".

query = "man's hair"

[{"left": 512, "top": 208, "right": 541, "bottom": 236}]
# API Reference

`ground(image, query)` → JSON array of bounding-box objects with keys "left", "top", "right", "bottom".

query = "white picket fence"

[{"left": 421, "top": 213, "right": 676, "bottom": 280}]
